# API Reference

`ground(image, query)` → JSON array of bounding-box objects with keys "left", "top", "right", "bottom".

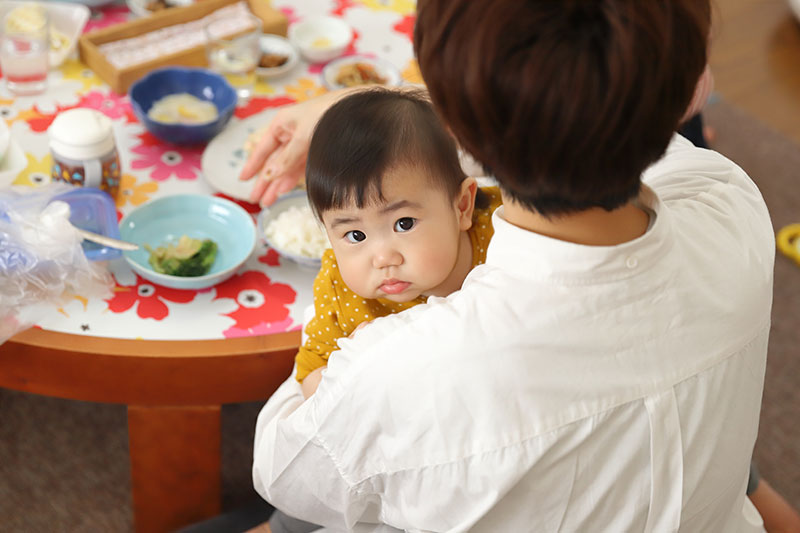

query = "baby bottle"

[{"left": 48, "top": 108, "right": 121, "bottom": 199}]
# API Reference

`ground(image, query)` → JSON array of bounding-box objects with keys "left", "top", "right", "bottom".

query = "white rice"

[{"left": 264, "top": 205, "right": 329, "bottom": 259}]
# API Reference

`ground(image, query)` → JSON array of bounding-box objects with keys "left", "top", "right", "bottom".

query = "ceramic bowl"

[
  {"left": 321, "top": 55, "right": 403, "bottom": 90},
  {"left": 288, "top": 16, "right": 352, "bottom": 64},
  {"left": 119, "top": 194, "right": 256, "bottom": 290},
  {"left": 256, "top": 190, "right": 326, "bottom": 269},
  {"left": 129, "top": 67, "right": 237, "bottom": 145},
  {"left": 256, "top": 34, "right": 299, "bottom": 79}
]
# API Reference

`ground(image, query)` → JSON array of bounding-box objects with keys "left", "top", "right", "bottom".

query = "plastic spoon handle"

[{"left": 76, "top": 228, "right": 139, "bottom": 251}]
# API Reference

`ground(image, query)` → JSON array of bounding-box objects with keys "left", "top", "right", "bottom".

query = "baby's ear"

[{"left": 456, "top": 177, "right": 478, "bottom": 231}]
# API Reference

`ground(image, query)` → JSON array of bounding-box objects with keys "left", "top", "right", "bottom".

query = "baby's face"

[{"left": 320, "top": 166, "right": 466, "bottom": 303}]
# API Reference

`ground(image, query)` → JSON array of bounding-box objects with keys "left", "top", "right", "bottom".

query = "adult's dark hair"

[
  {"left": 306, "top": 88, "right": 477, "bottom": 219},
  {"left": 414, "top": 0, "right": 712, "bottom": 216}
]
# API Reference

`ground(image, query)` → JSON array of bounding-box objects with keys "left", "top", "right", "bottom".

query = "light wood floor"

[{"left": 710, "top": 0, "right": 800, "bottom": 144}]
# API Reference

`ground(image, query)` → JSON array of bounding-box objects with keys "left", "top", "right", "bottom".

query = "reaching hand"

[{"left": 238, "top": 88, "right": 357, "bottom": 206}]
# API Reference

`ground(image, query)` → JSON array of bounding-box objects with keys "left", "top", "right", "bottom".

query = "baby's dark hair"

[{"left": 306, "top": 88, "right": 483, "bottom": 219}]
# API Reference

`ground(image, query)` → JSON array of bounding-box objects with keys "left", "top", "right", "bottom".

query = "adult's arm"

[
  {"left": 237, "top": 87, "right": 365, "bottom": 206},
  {"left": 238, "top": 85, "right": 429, "bottom": 206}
]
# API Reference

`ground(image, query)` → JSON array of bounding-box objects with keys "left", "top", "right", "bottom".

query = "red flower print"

[
  {"left": 106, "top": 275, "right": 196, "bottom": 320},
  {"left": 258, "top": 249, "right": 281, "bottom": 267},
  {"left": 77, "top": 91, "right": 131, "bottom": 120},
  {"left": 331, "top": 0, "right": 358, "bottom": 16},
  {"left": 214, "top": 270, "right": 296, "bottom": 335},
  {"left": 393, "top": 14, "right": 415, "bottom": 41},
  {"left": 129, "top": 139, "right": 203, "bottom": 181},
  {"left": 234, "top": 96, "right": 295, "bottom": 120}
]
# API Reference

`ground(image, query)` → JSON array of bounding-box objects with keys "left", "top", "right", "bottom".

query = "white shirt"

[{"left": 253, "top": 136, "right": 774, "bottom": 532}]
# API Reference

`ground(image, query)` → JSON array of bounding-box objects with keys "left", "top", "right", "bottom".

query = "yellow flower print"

[
  {"left": 116, "top": 173, "right": 158, "bottom": 208},
  {"left": 14, "top": 153, "right": 52, "bottom": 187},
  {"left": 59, "top": 58, "right": 104, "bottom": 93},
  {"left": 285, "top": 78, "right": 327, "bottom": 102},
  {"left": 254, "top": 78, "right": 277, "bottom": 96},
  {"left": 0, "top": 99, "right": 46, "bottom": 126},
  {"left": 402, "top": 59, "right": 423, "bottom": 85},
  {"left": 362, "top": 0, "right": 415, "bottom": 15}
]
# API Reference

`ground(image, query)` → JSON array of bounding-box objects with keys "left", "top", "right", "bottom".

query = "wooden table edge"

[{"left": 0, "top": 327, "right": 301, "bottom": 405}]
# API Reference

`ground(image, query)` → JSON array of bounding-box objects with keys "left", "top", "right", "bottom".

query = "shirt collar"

[{"left": 485, "top": 185, "right": 672, "bottom": 284}]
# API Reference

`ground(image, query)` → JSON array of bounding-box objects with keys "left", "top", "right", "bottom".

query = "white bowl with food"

[
  {"left": 257, "top": 191, "right": 329, "bottom": 269},
  {"left": 1, "top": 1, "right": 90, "bottom": 68},
  {"left": 288, "top": 16, "right": 352, "bottom": 64},
  {"left": 256, "top": 34, "right": 299, "bottom": 79},
  {"left": 321, "top": 54, "right": 402, "bottom": 90}
]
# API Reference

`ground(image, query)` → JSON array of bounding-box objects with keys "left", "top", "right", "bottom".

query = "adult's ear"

[{"left": 456, "top": 177, "right": 478, "bottom": 231}]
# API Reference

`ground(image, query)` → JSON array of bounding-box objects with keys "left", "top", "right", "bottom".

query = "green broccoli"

[{"left": 145, "top": 235, "right": 218, "bottom": 277}]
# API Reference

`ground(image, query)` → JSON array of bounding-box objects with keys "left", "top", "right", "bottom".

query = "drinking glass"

[
  {"left": 204, "top": 14, "right": 262, "bottom": 103},
  {"left": 0, "top": 5, "right": 49, "bottom": 95}
]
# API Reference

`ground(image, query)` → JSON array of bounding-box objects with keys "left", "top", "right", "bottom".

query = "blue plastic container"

[{"left": 51, "top": 187, "right": 122, "bottom": 261}]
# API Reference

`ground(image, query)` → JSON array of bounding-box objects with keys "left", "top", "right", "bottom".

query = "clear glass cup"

[
  {"left": 204, "top": 14, "right": 262, "bottom": 103},
  {"left": 0, "top": 4, "right": 49, "bottom": 95}
]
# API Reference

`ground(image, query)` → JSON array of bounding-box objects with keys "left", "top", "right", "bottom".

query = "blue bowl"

[
  {"left": 129, "top": 67, "right": 237, "bottom": 145},
  {"left": 119, "top": 194, "right": 256, "bottom": 290}
]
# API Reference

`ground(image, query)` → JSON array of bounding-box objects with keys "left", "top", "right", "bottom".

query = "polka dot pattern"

[{"left": 294, "top": 186, "right": 502, "bottom": 383}]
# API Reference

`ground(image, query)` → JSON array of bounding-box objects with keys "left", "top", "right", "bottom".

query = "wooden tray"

[{"left": 79, "top": 0, "right": 288, "bottom": 94}]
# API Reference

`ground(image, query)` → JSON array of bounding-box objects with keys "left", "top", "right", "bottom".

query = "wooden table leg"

[{"left": 128, "top": 405, "right": 222, "bottom": 533}]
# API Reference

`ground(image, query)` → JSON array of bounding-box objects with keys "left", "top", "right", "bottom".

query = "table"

[{"left": 0, "top": 0, "right": 417, "bottom": 530}]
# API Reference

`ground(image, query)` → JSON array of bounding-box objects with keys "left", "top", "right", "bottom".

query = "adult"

[{"left": 246, "top": 1, "right": 774, "bottom": 530}]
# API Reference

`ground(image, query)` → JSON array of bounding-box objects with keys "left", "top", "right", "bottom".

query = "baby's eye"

[
  {"left": 394, "top": 217, "right": 415, "bottom": 232},
  {"left": 345, "top": 230, "right": 366, "bottom": 243}
]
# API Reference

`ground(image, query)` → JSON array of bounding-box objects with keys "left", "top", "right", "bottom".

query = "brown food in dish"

[
  {"left": 146, "top": 0, "right": 168, "bottom": 11},
  {"left": 334, "top": 62, "right": 387, "bottom": 87},
  {"left": 259, "top": 53, "right": 289, "bottom": 68}
]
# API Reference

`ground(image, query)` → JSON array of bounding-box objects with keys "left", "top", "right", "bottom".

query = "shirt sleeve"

[{"left": 295, "top": 251, "right": 348, "bottom": 383}]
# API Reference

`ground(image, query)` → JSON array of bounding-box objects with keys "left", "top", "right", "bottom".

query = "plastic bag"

[{"left": 0, "top": 184, "right": 114, "bottom": 344}]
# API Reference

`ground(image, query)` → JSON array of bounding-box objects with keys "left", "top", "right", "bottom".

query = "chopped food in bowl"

[
  {"left": 256, "top": 34, "right": 299, "bottom": 78},
  {"left": 257, "top": 191, "right": 329, "bottom": 269},
  {"left": 322, "top": 55, "right": 402, "bottom": 91}
]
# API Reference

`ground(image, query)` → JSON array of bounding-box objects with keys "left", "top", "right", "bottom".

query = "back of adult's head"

[{"left": 414, "top": 0, "right": 711, "bottom": 216}]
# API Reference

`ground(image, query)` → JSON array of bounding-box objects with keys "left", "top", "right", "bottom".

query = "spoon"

[{"left": 76, "top": 228, "right": 139, "bottom": 251}]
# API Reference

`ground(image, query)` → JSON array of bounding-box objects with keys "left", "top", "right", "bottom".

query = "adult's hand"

[{"left": 238, "top": 88, "right": 359, "bottom": 206}]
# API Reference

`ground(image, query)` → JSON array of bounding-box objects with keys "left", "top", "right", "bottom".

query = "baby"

[{"left": 295, "top": 88, "right": 501, "bottom": 397}]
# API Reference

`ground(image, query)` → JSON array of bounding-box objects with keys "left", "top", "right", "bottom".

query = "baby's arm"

[{"left": 295, "top": 252, "right": 348, "bottom": 396}]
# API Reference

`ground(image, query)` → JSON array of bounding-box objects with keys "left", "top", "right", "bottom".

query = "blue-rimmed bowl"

[
  {"left": 129, "top": 67, "right": 237, "bottom": 145},
  {"left": 119, "top": 194, "right": 256, "bottom": 290}
]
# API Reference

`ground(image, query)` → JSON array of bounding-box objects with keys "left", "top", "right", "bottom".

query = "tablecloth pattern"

[{"left": 0, "top": 0, "right": 419, "bottom": 340}]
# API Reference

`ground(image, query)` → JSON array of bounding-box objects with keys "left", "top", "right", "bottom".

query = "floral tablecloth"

[{"left": 1, "top": 0, "right": 419, "bottom": 340}]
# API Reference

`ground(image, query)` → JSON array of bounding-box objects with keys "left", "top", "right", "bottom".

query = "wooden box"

[{"left": 78, "top": 0, "right": 288, "bottom": 94}]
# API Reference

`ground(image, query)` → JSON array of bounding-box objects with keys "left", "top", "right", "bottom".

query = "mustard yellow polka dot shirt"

[{"left": 295, "top": 186, "right": 502, "bottom": 382}]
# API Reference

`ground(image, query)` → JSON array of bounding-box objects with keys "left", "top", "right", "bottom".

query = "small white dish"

[
  {"left": 256, "top": 190, "right": 326, "bottom": 269},
  {"left": 321, "top": 55, "right": 402, "bottom": 91},
  {"left": 1, "top": 1, "right": 90, "bottom": 68},
  {"left": 256, "top": 34, "right": 299, "bottom": 79},
  {"left": 0, "top": 139, "right": 27, "bottom": 189},
  {"left": 288, "top": 16, "right": 352, "bottom": 64}
]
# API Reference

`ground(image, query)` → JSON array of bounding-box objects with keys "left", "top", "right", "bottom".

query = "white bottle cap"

[{"left": 48, "top": 108, "right": 116, "bottom": 161}]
